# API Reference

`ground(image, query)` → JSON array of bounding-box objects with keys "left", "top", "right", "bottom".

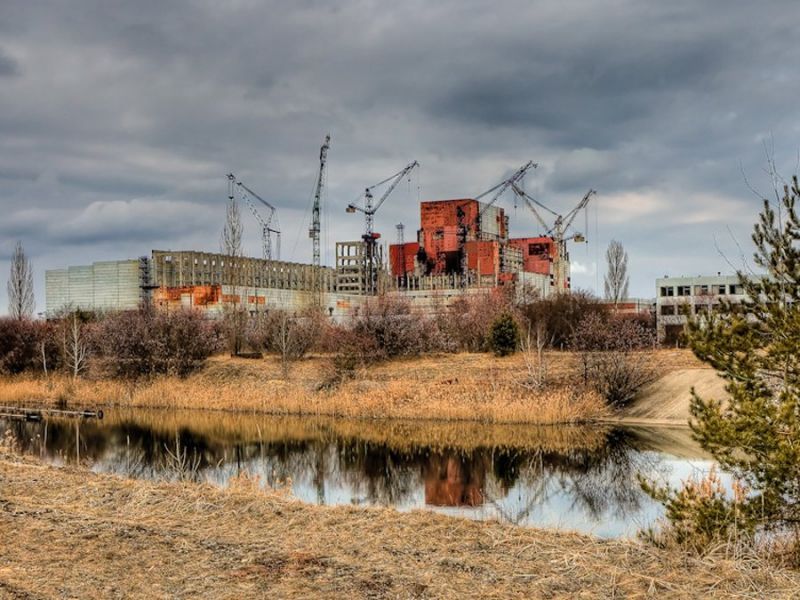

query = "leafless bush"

[
  {"left": 437, "top": 290, "right": 515, "bottom": 352},
  {"left": 519, "top": 290, "right": 608, "bottom": 350},
  {"left": 247, "top": 309, "right": 322, "bottom": 378},
  {"left": 93, "top": 308, "right": 221, "bottom": 379},
  {"left": 161, "top": 432, "right": 202, "bottom": 482},
  {"left": 0, "top": 318, "right": 60, "bottom": 374},
  {"left": 571, "top": 313, "right": 657, "bottom": 407}
]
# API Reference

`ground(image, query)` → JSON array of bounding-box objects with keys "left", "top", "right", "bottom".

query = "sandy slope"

[{"left": 617, "top": 368, "right": 728, "bottom": 425}]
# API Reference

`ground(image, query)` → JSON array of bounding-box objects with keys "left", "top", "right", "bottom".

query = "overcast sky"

[{"left": 2, "top": 0, "right": 799, "bottom": 314}]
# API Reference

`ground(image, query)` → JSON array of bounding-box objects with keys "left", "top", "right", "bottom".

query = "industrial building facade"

[
  {"left": 655, "top": 274, "right": 746, "bottom": 343},
  {"left": 45, "top": 198, "right": 560, "bottom": 319},
  {"left": 45, "top": 260, "right": 143, "bottom": 315},
  {"left": 389, "top": 198, "right": 564, "bottom": 293}
]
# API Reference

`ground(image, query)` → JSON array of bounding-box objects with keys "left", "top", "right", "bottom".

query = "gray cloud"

[{"left": 1, "top": 0, "right": 799, "bottom": 313}]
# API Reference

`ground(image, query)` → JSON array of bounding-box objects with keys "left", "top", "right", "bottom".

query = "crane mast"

[
  {"left": 510, "top": 184, "right": 596, "bottom": 293},
  {"left": 347, "top": 160, "right": 419, "bottom": 295},
  {"left": 226, "top": 173, "right": 280, "bottom": 260},
  {"left": 310, "top": 134, "right": 331, "bottom": 269}
]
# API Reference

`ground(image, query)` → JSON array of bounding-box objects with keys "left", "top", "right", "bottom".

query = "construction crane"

[
  {"left": 227, "top": 173, "right": 280, "bottom": 260},
  {"left": 453, "top": 161, "right": 536, "bottom": 282},
  {"left": 347, "top": 161, "right": 419, "bottom": 238},
  {"left": 510, "top": 183, "right": 596, "bottom": 293},
  {"left": 346, "top": 160, "right": 419, "bottom": 294},
  {"left": 309, "top": 134, "right": 331, "bottom": 268},
  {"left": 473, "top": 160, "right": 537, "bottom": 239}
]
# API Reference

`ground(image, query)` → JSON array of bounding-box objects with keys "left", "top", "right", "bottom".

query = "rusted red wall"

[
  {"left": 464, "top": 240, "right": 500, "bottom": 276},
  {"left": 389, "top": 242, "right": 419, "bottom": 277},
  {"left": 153, "top": 285, "right": 222, "bottom": 308},
  {"left": 508, "top": 236, "right": 556, "bottom": 276}
]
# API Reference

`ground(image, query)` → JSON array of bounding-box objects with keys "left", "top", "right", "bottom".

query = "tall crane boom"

[
  {"left": 227, "top": 173, "right": 281, "bottom": 260},
  {"left": 346, "top": 160, "right": 419, "bottom": 295},
  {"left": 474, "top": 161, "right": 537, "bottom": 239},
  {"left": 309, "top": 134, "right": 331, "bottom": 268},
  {"left": 510, "top": 183, "right": 596, "bottom": 293},
  {"left": 347, "top": 160, "right": 419, "bottom": 238}
]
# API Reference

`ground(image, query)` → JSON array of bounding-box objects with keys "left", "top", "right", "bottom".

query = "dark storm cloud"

[
  {"left": 0, "top": 49, "right": 19, "bottom": 77},
  {"left": 1, "top": 0, "right": 799, "bottom": 312}
]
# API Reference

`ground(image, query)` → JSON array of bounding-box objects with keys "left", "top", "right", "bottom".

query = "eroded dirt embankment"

[{"left": 615, "top": 368, "right": 728, "bottom": 426}]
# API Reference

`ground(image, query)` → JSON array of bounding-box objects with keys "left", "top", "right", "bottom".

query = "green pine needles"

[{"left": 647, "top": 176, "right": 800, "bottom": 562}]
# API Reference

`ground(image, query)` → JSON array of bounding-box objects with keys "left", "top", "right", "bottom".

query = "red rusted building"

[{"left": 389, "top": 199, "right": 561, "bottom": 290}]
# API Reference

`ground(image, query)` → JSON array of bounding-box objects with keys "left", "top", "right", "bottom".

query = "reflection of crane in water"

[{"left": 482, "top": 450, "right": 552, "bottom": 526}]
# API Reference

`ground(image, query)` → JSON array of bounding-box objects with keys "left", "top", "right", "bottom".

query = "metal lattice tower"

[{"left": 310, "top": 134, "right": 331, "bottom": 268}]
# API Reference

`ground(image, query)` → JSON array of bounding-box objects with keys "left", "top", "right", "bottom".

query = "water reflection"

[{"left": 0, "top": 410, "right": 711, "bottom": 538}]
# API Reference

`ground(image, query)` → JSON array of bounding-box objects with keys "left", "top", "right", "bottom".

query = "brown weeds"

[
  {"left": 0, "top": 456, "right": 797, "bottom": 598},
  {"left": 0, "top": 350, "right": 702, "bottom": 425}
]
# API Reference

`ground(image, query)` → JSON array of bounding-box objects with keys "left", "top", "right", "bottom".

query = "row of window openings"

[
  {"left": 660, "top": 304, "right": 729, "bottom": 316},
  {"left": 660, "top": 284, "right": 742, "bottom": 297}
]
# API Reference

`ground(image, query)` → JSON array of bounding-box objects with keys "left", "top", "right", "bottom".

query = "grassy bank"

[
  {"left": 0, "top": 350, "right": 704, "bottom": 425},
  {"left": 0, "top": 452, "right": 795, "bottom": 599}
]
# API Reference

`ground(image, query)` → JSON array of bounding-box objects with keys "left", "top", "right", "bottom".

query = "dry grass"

[
  {"left": 0, "top": 350, "right": 702, "bottom": 425},
  {"left": 0, "top": 453, "right": 797, "bottom": 599}
]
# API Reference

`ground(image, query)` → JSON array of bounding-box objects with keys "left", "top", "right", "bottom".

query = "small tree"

[
  {"left": 604, "top": 240, "right": 629, "bottom": 305},
  {"left": 247, "top": 309, "right": 320, "bottom": 378},
  {"left": 647, "top": 175, "right": 800, "bottom": 561},
  {"left": 571, "top": 313, "right": 656, "bottom": 406},
  {"left": 63, "top": 312, "right": 88, "bottom": 380},
  {"left": 520, "top": 318, "right": 552, "bottom": 390},
  {"left": 7, "top": 241, "right": 34, "bottom": 320},
  {"left": 488, "top": 312, "right": 519, "bottom": 357},
  {"left": 220, "top": 195, "right": 247, "bottom": 355}
]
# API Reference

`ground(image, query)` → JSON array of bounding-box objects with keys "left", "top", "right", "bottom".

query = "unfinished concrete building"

[
  {"left": 45, "top": 260, "right": 144, "bottom": 316},
  {"left": 388, "top": 199, "right": 556, "bottom": 296},
  {"left": 335, "top": 241, "right": 387, "bottom": 296},
  {"left": 656, "top": 274, "right": 746, "bottom": 344},
  {"left": 46, "top": 250, "right": 367, "bottom": 319}
]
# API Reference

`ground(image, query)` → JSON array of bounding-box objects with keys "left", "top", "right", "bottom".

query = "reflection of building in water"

[{"left": 424, "top": 453, "right": 486, "bottom": 507}]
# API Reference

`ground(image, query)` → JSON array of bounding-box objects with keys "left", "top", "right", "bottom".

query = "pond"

[{"left": 0, "top": 409, "right": 716, "bottom": 538}]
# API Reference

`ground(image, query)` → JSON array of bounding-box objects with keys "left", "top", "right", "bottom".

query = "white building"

[
  {"left": 45, "top": 259, "right": 143, "bottom": 317},
  {"left": 656, "top": 274, "right": 746, "bottom": 344}
]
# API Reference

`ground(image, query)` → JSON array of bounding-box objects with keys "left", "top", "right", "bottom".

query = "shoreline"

[
  {"left": 0, "top": 453, "right": 795, "bottom": 598},
  {"left": 0, "top": 350, "right": 709, "bottom": 426}
]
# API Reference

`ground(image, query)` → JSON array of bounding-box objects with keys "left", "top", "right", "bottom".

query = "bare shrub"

[
  {"left": 438, "top": 290, "right": 514, "bottom": 352},
  {"left": 247, "top": 309, "right": 322, "bottom": 378},
  {"left": 0, "top": 318, "right": 60, "bottom": 374},
  {"left": 571, "top": 313, "right": 656, "bottom": 407},
  {"left": 519, "top": 290, "right": 608, "bottom": 350},
  {"left": 93, "top": 308, "right": 221, "bottom": 379},
  {"left": 351, "top": 296, "right": 434, "bottom": 359}
]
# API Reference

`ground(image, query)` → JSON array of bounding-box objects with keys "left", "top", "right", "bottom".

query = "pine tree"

[
  {"left": 489, "top": 312, "right": 519, "bottom": 357},
  {"left": 652, "top": 176, "right": 800, "bottom": 559}
]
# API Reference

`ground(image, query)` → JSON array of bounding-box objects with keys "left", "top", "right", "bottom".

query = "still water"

[{"left": 1, "top": 409, "right": 716, "bottom": 538}]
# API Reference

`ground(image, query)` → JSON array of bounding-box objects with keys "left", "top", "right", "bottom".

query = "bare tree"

[
  {"left": 220, "top": 196, "right": 244, "bottom": 258},
  {"left": 63, "top": 312, "right": 88, "bottom": 380},
  {"left": 520, "top": 319, "right": 553, "bottom": 391},
  {"left": 220, "top": 196, "right": 247, "bottom": 355},
  {"left": 604, "top": 240, "right": 629, "bottom": 305},
  {"left": 7, "top": 241, "right": 34, "bottom": 320}
]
